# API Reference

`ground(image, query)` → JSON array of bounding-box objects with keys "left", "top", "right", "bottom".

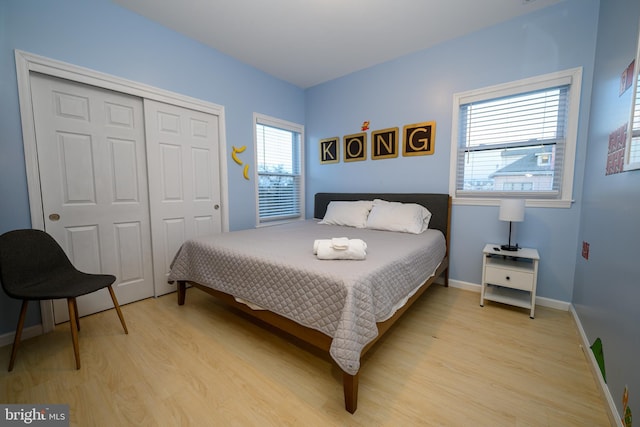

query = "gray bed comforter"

[{"left": 168, "top": 220, "right": 446, "bottom": 375}]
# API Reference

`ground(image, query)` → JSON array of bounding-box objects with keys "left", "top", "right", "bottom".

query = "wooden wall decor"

[
  {"left": 371, "top": 127, "right": 399, "bottom": 160},
  {"left": 403, "top": 121, "right": 436, "bottom": 156},
  {"left": 320, "top": 121, "right": 437, "bottom": 165},
  {"left": 620, "top": 60, "right": 635, "bottom": 96},
  {"left": 319, "top": 137, "right": 340, "bottom": 164},
  {"left": 344, "top": 132, "right": 367, "bottom": 162},
  {"left": 606, "top": 123, "right": 627, "bottom": 175}
]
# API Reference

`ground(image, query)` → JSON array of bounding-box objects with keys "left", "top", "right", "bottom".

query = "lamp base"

[{"left": 500, "top": 244, "right": 519, "bottom": 251}]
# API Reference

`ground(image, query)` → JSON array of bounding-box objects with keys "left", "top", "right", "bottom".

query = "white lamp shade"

[{"left": 499, "top": 199, "right": 525, "bottom": 222}]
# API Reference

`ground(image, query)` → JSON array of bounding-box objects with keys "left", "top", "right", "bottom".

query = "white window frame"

[
  {"left": 625, "top": 19, "right": 640, "bottom": 172},
  {"left": 449, "top": 67, "right": 582, "bottom": 208},
  {"left": 253, "top": 113, "right": 305, "bottom": 226}
]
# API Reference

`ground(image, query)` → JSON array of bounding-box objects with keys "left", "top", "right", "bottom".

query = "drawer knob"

[{"left": 505, "top": 276, "right": 510, "bottom": 280}]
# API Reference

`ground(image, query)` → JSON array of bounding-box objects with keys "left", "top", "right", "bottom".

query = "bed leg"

[
  {"left": 444, "top": 268, "right": 449, "bottom": 287},
  {"left": 343, "top": 372, "right": 359, "bottom": 414},
  {"left": 177, "top": 281, "right": 186, "bottom": 305}
]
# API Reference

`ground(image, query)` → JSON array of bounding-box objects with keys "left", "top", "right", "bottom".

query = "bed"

[{"left": 168, "top": 192, "right": 451, "bottom": 413}]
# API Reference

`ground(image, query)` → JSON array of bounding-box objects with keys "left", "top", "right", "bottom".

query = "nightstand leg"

[
  {"left": 530, "top": 299, "right": 535, "bottom": 318},
  {"left": 480, "top": 254, "right": 487, "bottom": 307}
]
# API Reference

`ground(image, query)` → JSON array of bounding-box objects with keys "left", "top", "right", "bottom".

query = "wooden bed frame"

[{"left": 176, "top": 192, "right": 451, "bottom": 413}]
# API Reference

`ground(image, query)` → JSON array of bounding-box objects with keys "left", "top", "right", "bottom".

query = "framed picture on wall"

[
  {"left": 343, "top": 132, "right": 367, "bottom": 162},
  {"left": 319, "top": 137, "right": 340, "bottom": 164},
  {"left": 371, "top": 127, "right": 399, "bottom": 160},
  {"left": 403, "top": 121, "right": 436, "bottom": 156}
]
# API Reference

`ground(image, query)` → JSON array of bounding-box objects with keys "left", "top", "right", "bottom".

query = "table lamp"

[{"left": 499, "top": 199, "right": 525, "bottom": 251}]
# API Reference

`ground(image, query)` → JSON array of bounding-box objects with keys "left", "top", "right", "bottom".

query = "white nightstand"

[{"left": 480, "top": 244, "right": 539, "bottom": 318}]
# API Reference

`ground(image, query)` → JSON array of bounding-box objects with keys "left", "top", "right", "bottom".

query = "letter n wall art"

[{"left": 371, "top": 127, "right": 399, "bottom": 160}]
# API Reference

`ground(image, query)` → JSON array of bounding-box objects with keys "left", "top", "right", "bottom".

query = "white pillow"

[
  {"left": 365, "top": 199, "right": 432, "bottom": 234},
  {"left": 319, "top": 200, "right": 374, "bottom": 228}
]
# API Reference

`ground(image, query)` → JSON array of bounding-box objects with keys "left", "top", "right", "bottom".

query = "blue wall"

[
  {"left": 2, "top": 1, "right": 635, "bottom": 419},
  {"left": 575, "top": 0, "right": 640, "bottom": 419},
  {"left": 306, "top": 0, "right": 599, "bottom": 304},
  {"left": 0, "top": 0, "right": 305, "bottom": 334}
]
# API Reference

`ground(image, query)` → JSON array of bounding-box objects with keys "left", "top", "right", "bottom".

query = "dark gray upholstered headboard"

[{"left": 314, "top": 193, "right": 451, "bottom": 243}]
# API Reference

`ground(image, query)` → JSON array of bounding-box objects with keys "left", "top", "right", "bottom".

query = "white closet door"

[
  {"left": 144, "top": 99, "right": 222, "bottom": 296},
  {"left": 30, "top": 73, "right": 154, "bottom": 323}
]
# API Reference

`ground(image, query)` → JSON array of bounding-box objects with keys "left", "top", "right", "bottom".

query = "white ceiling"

[{"left": 113, "top": 0, "right": 564, "bottom": 89}]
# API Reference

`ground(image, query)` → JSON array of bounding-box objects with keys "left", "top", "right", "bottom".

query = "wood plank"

[{"left": 0, "top": 285, "right": 611, "bottom": 426}]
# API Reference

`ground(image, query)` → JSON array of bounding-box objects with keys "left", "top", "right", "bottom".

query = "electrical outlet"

[{"left": 582, "top": 241, "right": 590, "bottom": 260}]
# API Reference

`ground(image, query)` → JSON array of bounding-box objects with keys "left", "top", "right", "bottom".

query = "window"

[
  {"left": 254, "top": 113, "right": 304, "bottom": 225},
  {"left": 449, "top": 68, "right": 582, "bottom": 207},
  {"left": 625, "top": 21, "right": 640, "bottom": 171}
]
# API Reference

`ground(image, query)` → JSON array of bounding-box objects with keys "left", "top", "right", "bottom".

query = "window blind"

[
  {"left": 256, "top": 123, "right": 302, "bottom": 222},
  {"left": 456, "top": 85, "right": 569, "bottom": 198},
  {"left": 630, "top": 72, "right": 640, "bottom": 164}
]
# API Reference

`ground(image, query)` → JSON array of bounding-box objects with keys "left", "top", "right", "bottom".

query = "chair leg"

[
  {"left": 107, "top": 285, "right": 128, "bottom": 334},
  {"left": 67, "top": 298, "right": 81, "bottom": 369},
  {"left": 8, "top": 300, "right": 29, "bottom": 372},
  {"left": 73, "top": 297, "right": 80, "bottom": 332}
]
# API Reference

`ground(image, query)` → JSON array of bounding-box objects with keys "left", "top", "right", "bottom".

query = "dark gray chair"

[{"left": 0, "top": 229, "right": 128, "bottom": 371}]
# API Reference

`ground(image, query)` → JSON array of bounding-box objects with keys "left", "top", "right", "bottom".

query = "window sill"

[
  {"left": 623, "top": 161, "right": 640, "bottom": 172},
  {"left": 452, "top": 198, "right": 574, "bottom": 208},
  {"left": 256, "top": 217, "right": 305, "bottom": 228}
]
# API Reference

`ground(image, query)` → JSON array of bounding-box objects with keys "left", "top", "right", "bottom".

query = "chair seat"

[{"left": 7, "top": 270, "right": 116, "bottom": 300}]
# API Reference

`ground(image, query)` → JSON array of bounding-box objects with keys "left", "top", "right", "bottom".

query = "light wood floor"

[{"left": 0, "top": 285, "right": 611, "bottom": 426}]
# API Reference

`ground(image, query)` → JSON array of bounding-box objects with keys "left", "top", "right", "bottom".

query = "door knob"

[
  {"left": 214, "top": 204, "right": 220, "bottom": 210},
  {"left": 49, "top": 213, "right": 61, "bottom": 221}
]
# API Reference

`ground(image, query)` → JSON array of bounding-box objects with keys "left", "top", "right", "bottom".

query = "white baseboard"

[
  {"left": 445, "top": 278, "right": 479, "bottom": 292},
  {"left": 446, "top": 279, "right": 571, "bottom": 311},
  {"left": 570, "top": 305, "right": 623, "bottom": 427},
  {"left": 0, "top": 324, "right": 44, "bottom": 348}
]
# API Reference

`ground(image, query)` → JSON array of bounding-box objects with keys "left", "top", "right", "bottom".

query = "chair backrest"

[{"left": 0, "top": 229, "right": 75, "bottom": 298}]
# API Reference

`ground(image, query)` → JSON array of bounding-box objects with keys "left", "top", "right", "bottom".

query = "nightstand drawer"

[{"left": 485, "top": 265, "right": 534, "bottom": 291}]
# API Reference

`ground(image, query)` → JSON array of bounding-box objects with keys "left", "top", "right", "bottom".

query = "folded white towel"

[
  {"left": 313, "top": 238, "right": 366, "bottom": 254},
  {"left": 313, "top": 239, "right": 327, "bottom": 254},
  {"left": 331, "top": 237, "right": 350, "bottom": 250},
  {"left": 316, "top": 239, "right": 367, "bottom": 260}
]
